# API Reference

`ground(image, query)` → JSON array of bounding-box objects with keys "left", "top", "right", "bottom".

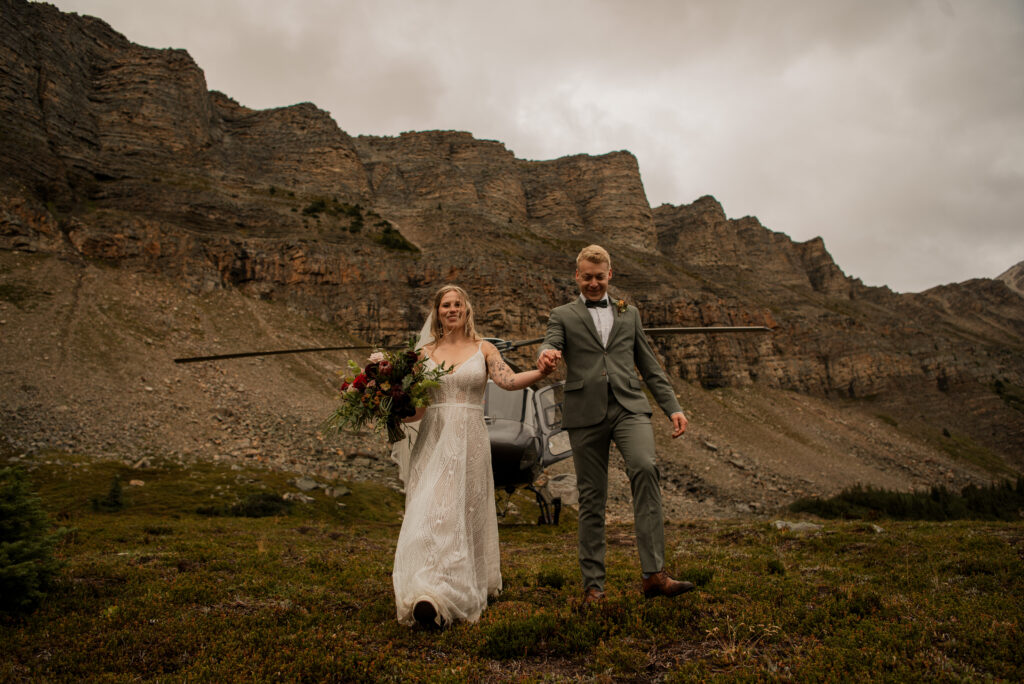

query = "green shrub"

[
  {"left": 91, "top": 475, "right": 124, "bottom": 512},
  {"left": 0, "top": 467, "right": 67, "bottom": 613},
  {"left": 479, "top": 613, "right": 559, "bottom": 659},
  {"left": 994, "top": 379, "right": 1024, "bottom": 412},
  {"left": 197, "top": 492, "right": 290, "bottom": 518},
  {"left": 231, "top": 492, "right": 290, "bottom": 517},
  {"left": 678, "top": 566, "right": 715, "bottom": 586},
  {"left": 302, "top": 198, "right": 328, "bottom": 216},
  {"left": 374, "top": 225, "right": 418, "bottom": 252},
  {"left": 536, "top": 565, "right": 567, "bottom": 589},
  {"left": 790, "top": 478, "right": 1024, "bottom": 521}
]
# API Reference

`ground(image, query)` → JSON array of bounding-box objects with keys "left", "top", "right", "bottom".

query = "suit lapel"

[{"left": 569, "top": 298, "right": 604, "bottom": 347}]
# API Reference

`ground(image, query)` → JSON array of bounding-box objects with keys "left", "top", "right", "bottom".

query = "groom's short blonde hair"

[{"left": 576, "top": 244, "right": 611, "bottom": 270}]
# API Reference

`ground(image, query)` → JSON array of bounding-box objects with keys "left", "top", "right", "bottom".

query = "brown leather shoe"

[
  {"left": 642, "top": 570, "right": 695, "bottom": 598},
  {"left": 582, "top": 587, "right": 606, "bottom": 605}
]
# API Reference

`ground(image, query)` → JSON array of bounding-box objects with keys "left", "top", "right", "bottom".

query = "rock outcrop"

[
  {"left": 997, "top": 261, "right": 1024, "bottom": 298},
  {"left": 1, "top": 0, "right": 1022, "bottom": 471}
]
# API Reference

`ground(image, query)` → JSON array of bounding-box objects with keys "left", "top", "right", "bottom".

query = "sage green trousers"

[{"left": 568, "top": 390, "right": 665, "bottom": 591}]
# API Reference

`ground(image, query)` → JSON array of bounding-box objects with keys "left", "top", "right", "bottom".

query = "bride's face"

[{"left": 438, "top": 291, "right": 466, "bottom": 333}]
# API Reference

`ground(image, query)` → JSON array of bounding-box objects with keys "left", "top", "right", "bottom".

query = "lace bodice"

[{"left": 426, "top": 346, "right": 487, "bottom": 407}]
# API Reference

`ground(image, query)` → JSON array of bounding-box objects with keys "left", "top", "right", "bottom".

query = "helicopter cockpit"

[{"left": 484, "top": 381, "right": 571, "bottom": 524}]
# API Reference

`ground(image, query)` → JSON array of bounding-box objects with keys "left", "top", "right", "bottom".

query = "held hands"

[
  {"left": 670, "top": 412, "right": 688, "bottom": 438},
  {"left": 537, "top": 349, "right": 684, "bottom": 435},
  {"left": 537, "top": 349, "right": 562, "bottom": 375}
]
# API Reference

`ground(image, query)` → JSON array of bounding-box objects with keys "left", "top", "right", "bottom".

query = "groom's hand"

[
  {"left": 670, "top": 412, "right": 688, "bottom": 438},
  {"left": 538, "top": 349, "right": 561, "bottom": 374}
]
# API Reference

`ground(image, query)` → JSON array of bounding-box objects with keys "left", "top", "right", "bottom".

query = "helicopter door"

[
  {"left": 533, "top": 383, "right": 573, "bottom": 466},
  {"left": 484, "top": 382, "right": 540, "bottom": 488}
]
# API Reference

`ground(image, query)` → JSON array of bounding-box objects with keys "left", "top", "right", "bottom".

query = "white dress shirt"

[{"left": 581, "top": 295, "right": 614, "bottom": 347}]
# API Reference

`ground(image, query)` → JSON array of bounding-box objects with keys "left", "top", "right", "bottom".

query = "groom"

[{"left": 538, "top": 245, "right": 693, "bottom": 603}]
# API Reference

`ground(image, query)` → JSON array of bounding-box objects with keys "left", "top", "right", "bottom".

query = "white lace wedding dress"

[{"left": 392, "top": 344, "right": 501, "bottom": 625}]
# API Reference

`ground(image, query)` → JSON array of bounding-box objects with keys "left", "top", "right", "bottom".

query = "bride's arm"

[{"left": 483, "top": 342, "right": 552, "bottom": 391}]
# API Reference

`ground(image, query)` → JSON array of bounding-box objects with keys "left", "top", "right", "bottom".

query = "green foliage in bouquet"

[
  {"left": 321, "top": 337, "right": 451, "bottom": 442},
  {"left": 0, "top": 467, "right": 67, "bottom": 614}
]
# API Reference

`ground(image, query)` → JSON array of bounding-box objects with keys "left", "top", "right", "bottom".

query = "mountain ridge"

[
  {"left": 997, "top": 261, "right": 1024, "bottom": 297},
  {"left": 1, "top": 0, "right": 1022, "bottom": 513}
]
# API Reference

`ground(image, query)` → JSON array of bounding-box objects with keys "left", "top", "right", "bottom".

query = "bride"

[{"left": 392, "top": 284, "right": 552, "bottom": 628}]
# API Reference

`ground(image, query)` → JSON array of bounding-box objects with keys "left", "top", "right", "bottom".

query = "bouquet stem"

[{"left": 386, "top": 419, "right": 406, "bottom": 444}]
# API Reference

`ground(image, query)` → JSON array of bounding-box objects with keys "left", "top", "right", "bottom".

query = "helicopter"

[{"left": 175, "top": 325, "right": 770, "bottom": 525}]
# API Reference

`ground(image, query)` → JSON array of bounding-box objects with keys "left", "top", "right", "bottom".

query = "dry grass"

[{"left": 2, "top": 452, "right": 1023, "bottom": 682}]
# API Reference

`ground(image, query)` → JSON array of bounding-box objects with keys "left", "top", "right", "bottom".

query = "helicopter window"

[
  {"left": 535, "top": 385, "right": 564, "bottom": 430},
  {"left": 484, "top": 383, "right": 526, "bottom": 421},
  {"left": 544, "top": 404, "right": 563, "bottom": 428},
  {"left": 547, "top": 431, "right": 572, "bottom": 457}
]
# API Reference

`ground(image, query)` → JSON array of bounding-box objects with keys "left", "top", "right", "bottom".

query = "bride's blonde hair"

[{"left": 429, "top": 284, "right": 481, "bottom": 343}]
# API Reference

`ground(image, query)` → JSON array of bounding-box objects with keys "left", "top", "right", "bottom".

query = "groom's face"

[{"left": 575, "top": 259, "right": 612, "bottom": 301}]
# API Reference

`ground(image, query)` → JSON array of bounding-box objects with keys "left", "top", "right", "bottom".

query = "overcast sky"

[{"left": 50, "top": 0, "right": 1024, "bottom": 293}]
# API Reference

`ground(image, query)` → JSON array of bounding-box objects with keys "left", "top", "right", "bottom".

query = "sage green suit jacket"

[{"left": 540, "top": 298, "right": 682, "bottom": 430}]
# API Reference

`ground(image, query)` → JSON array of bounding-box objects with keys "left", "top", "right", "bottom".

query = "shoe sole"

[{"left": 643, "top": 584, "right": 696, "bottom": 598}]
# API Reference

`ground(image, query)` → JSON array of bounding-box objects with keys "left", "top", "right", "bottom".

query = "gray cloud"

[{"left": 51, "top": 0, "right": 1024, "bottom": 292}]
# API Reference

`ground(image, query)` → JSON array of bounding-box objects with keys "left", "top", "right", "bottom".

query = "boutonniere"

[{"left": 615, "top": 299, "right": 627, "bottom": 313}]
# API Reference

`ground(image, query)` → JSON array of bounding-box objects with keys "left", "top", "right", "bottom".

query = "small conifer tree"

[
  {"left": 0, "top": 467, "right": 66, "bottom": 613},
  {"left": 91, "top": 475, "right": 124, "bottom": 512}
]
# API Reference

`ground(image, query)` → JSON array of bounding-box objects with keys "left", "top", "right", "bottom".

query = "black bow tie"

[{"left": 585, "top": 299, "right": 608, "bottom": 308}]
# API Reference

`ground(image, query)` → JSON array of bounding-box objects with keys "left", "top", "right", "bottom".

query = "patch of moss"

[
  {"left": 939, "top": 429, "right": 1015, "bottom": 475},
  {"left": 373, "top": 224, "right": 419, "bottom": 252},
  {"left": 0, "top": 282, "right": 48, "bottom": 309},
  {"left": 994, "top": 378, "right": 1024, "bottom": 413}
]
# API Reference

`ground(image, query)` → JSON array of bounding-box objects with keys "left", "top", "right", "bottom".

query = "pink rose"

[{"left": 368, "top": 351, "right": 386, "bottom": 364}]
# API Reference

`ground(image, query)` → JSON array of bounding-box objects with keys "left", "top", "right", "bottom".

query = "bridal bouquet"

[{"left": 321, "top": 337, "right": 450, "bottom": 443}]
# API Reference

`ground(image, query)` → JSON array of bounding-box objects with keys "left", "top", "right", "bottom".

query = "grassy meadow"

[{"left": 2, "top": 453, "right": 1023, "bottom": 682}]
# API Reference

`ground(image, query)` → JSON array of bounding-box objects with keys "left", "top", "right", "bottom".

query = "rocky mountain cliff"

[
  {"left": 2, "top": 0, "right": 1022, "bottom": 508},
  {"left": 998, "top": 261, "right": 1024, "bottom": 298}
]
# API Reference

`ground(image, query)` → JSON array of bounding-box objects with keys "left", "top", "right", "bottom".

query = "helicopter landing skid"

[
  {"left": 528, "top": 485, "right": 561, "bottom": 526},
  {"left": 495, "top": 486, "right": 561, "bottom": 525}
]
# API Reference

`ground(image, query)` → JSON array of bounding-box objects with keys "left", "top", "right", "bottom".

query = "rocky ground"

[{"left": 0, "top": 251, "right": 1009, "bottom": 523}]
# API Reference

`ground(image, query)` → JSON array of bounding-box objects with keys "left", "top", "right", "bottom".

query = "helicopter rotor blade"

[
  {"left": 173, "top": 343, "right": 397, "bottom": 364},
  {"left": 175, "top": 327, "right": 772, "bottom": 364},
  {"left": 483, "top": 337, "right": 544, "bottom": 354},
  {"left": 645, "top": 326, "right": 772, "bottom": 335},
  {"left": 489, "top": 328, "right": 770, "bottom": 354},
  {"left": 508, "top": 337, "right": 545, "bottom": 350}
]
